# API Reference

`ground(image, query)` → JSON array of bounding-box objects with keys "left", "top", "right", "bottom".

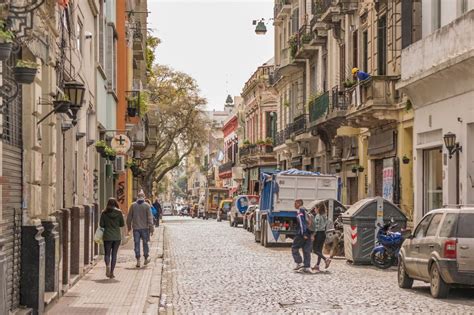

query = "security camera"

[{"left": 85, "top": 31, "right": 93, "bottom": 39}]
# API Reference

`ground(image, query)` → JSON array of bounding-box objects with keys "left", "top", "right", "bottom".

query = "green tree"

[{"left": 142, "top": 65, "right": 208, "bottom": 196}]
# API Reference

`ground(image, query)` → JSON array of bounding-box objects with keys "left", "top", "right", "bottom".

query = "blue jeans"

[
  {"left": 291, "top": 234, "right": 312, "bottom": 268},
  {"left": 133, "top": 229, "right": 150, "bottom": 259}
]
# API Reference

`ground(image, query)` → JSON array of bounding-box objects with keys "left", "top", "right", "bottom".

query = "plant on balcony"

[
  {"left": 351, "top": 164, "right": 365, "bottom": 173},
  {"left": 343, "top": 79, "right": 357, "bottom": 88},
  {"left": 139, "top": 91, "right": 149, "bottom": 117},
  {"left": 283, "top": 100, "right": 290, "bottom": 107},
  {"left": 95, "top": 140, "right": 107, "bottom": 154},
  {"left": 53, "top": 93, "right": 71, "bottom": 114},
  {"left": 405, "top": 99, "right": 413, "bottom": 111},
  {"left": 242, "top": 139, "right": 251, "bottom": 148},
  {"left": 288, "top": 35, "right": 298, "bottom": 58},
  {"left": 301, "top": 32, "right": 312, "bottom": 45},
  {"left": 126, "top": 95, "right": 138, "bottom": 117},
  {"left": 256, "top": 139, "right": 265, "bottom": 146},
  {"left": 125, "top": 158, "right": 140, "bottom": 172},
  {"left": 105, "top": 147, "right": 117, "bottom": 161},
  {"left": 264, "top": 137, "right": 273, "bottom": 145},
  {"left": 402, "top": 155, "right": 410, "bottom": 164},
  {"left": 14, "top": 60, "right": 39, "bottom": 84},
  {"left": 0, "top": 21, "right": 14, "bottom": 61}
]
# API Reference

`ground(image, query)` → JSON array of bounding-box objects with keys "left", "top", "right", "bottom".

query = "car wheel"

[
  {"left": 398, "top": 259, "right": 414, "bottom": 289},
  {"left": 430, "top": 263, "right": 450, "bottom": 298}
]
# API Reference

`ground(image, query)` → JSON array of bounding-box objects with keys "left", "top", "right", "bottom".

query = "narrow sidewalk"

[{"left": 47, "top": 226, "right": 164, "bottom": 315}]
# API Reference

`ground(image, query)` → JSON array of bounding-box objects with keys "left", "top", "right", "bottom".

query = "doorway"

[
  {"left": 423, "top": 147, "right": 443, "bottom": 214},
  {"left": 347, "top": 177, "right": 358, "bottom": 205}
]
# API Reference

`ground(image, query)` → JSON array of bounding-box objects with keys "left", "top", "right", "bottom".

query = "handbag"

[{"left": 94, "top": 227, "right": 104, "bottom": 244}]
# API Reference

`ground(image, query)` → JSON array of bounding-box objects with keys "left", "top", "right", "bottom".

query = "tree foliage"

[
  {"left": 146, "top": 34, "right": 161, "bottom": 82},
  {"left": 142, "top": 64, "right": 208, "bottom": 196}
]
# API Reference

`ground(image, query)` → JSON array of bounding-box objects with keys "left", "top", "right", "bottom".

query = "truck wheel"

[
  {"left": 243, "top": 219, "right": 247, "bottom": 230},
  {"left": 260, "top": 218, "right": 266, "bottom": 246},
  {"left": 229, "top": 217, "right": 233, "bottom": 227},
  {"left": 254, "top": 229, "right": 260, "bottom": 242},
  {"left": 263, "top": 222, "right": 269, "bottom": 248}
]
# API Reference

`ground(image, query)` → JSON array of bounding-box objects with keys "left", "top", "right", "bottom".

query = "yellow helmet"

[{"left": 351, "top": 68, "right": 359, "bottom": 75}]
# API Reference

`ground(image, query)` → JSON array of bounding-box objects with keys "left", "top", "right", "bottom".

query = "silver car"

[{"left": 398, "top": 207, "right": 474, "bottom": 298}]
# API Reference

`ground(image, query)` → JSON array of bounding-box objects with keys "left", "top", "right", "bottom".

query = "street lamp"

[
  {"left": 254, "top": 20, "right": 267, "bottom": 35},
  {"left": 64, "top": 81, "right": 86, "bottom": 125},
  {"left": 443, "top": 132, "right": 462, "bottom": 159},
  {"left": 253, "top": 18, "right": 272, "bottom": 35}
]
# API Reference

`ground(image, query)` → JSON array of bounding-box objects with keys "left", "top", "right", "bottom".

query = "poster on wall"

[{"left": 382, "top": 158, "right": 394, "bottom": 202}]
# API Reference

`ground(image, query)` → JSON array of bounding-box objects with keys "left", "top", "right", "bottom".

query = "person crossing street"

[{"left": 291, "top": 199, "right": 313, "bottom": 274}]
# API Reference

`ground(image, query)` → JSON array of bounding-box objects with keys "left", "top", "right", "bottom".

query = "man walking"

[
  {"left": 152, "top": 198, "right": 162, "bottom": 227},
  {"left": 127, "top": 190, "right": 154, "bottom": 267},
  {"left": 291, "top": 199, "right": 313, "bottom": 273}
]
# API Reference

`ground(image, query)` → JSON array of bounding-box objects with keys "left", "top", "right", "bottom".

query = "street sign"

[{"left": 111, "top": 134, "right": 131, "bottom": 154}]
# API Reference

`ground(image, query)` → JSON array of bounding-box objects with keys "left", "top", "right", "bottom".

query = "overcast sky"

[{"left": 148, "top": 0, "right": 274, "bottom": 110}]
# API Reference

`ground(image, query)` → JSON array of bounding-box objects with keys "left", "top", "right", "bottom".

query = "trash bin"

[{"left": 342, "top": 197, "right": 407, "bottom": 264}]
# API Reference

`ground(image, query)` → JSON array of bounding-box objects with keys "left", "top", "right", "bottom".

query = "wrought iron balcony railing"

[
  {"left": 218, "top": 161, "right": 234, "bottom": 174},
  {"left": 292, "top": 114, "right": 307, "bottom": 135}
]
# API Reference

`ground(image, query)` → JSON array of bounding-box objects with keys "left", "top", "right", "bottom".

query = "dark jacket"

[
  {"left": 296, "top": 207, "right": 310, "bottom": 236},
  {"left": 100, "top": 208, "right": 125, "bottom": 241}
]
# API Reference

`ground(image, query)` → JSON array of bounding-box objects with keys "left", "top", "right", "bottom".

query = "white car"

[{"left": 162, "top": 206, "right": 173, "bottom": 216}]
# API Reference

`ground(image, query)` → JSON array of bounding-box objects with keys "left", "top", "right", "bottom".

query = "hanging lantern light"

[
  {"left": 255, "top": 20, "right": 267, "bottom": 35},
  {"left": 63, "top": 81, "right": 86, "bottom": 125}
]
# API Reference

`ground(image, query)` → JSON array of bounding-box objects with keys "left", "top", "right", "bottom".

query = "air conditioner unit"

[{"left": 115, "top": 156, "right": 125, "bottom": 172}]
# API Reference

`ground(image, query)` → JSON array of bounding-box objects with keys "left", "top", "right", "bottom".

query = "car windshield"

[{"left": 457, "top": 213, "right": 474, "bottom": 238}]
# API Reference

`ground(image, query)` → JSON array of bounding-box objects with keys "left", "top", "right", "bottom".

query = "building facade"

[
  {"left": 240, "top": 61, "right": 278, "bottom": 195},
  {"left": 270, "top": 0, "right": 420, "bottom": 219},
  {"left": 398, "top": 2, "right": 474, "bottom": 223},
  {"left": 0, "top": 0, "right": 149, "bottom": 313}
]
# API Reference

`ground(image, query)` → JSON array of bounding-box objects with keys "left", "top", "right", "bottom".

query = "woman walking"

[
  {"left": 100, "top": 198, "right": 125, "bottom": 278},
  {"left": 312, "top": 204, "right": 331, "bottom": 271}
]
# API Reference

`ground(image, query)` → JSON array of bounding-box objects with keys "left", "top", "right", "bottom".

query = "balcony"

[
  {"left": 277, "top": 46, "right": 304, "bottom": 77},
  {"left": 274, "top": 131, "right": 285, "bottom": 147},
  {"left": 293, "top": 25, "right": 320, "bottom": 59},
  {"left": 317, "top": 0, "right": 358, "bottom": 24},
  {"left": 274, "top": 0, "right": 292, "bottom": 22},
  {"left": 345, "top": 76, "right": 401, "bottom": 129},
  {"left": 218, "top": 161, "right": 234, "bottom": 178},
  {"left": 309, "top": 87, "right": 348, "bottom": 136},
  {"left": 239, "top": 145, "right": 275, "bottom": 166},
  {"left": 292, "top": 114, "right": 307, "bottom": 135}
]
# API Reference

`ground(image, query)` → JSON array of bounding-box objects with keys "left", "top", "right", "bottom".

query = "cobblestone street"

[{"left": 160, "top": 217, "right": 474, "bottom": 314}]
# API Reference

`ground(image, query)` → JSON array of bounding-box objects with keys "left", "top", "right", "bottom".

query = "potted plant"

[
  {"left": 301, "top": 32, "right": 312, "bottom": 45},
  {"left": 343, "top": 79, "right": 356, "bottom": 88},
  {"left": 0, "top": 21, "right": 14, "bottom": 61},
  {"left": 53, "top": 94, "right": 71, "bottom": 113},
  {"left": 351, "top": 164, "right": 364, "bottom": 173},
  {"left": 95, "top": 140, "right": 107, "bottom": 154},
  {"left": 351, "top": 165, "right": 358, "bottom": 173},
  {"left": 126, "top": 96, "right": 138, "bottom": 117},
  {"left": 132, "top": 167, "right": 145, "bottom": 177},
  {"left": 283, "top": 100, "right": 290, "bottom": 107},
  {"left": 105, "top": 147, "right": 116, "bottom": 161},
  {"left": 358, "top": 165, "right": 365, "bottom": 173},
  {"left": 256, "top": 139, "right": 265, "bottom": 146},
  {"left": 242, "top": 139, "right": 250, "bottom": 148},
  {"left": 402, "top": 155, "right": 410, "bottom": 164},
  {"left": 126, "top": 159, "right": 140, "bottom": 172},
  {"left": 14, "top": 60, "right": 39, "bottom": 84},
  {"left": 288, "top": 35, "right": 298, "bottom": 58}
]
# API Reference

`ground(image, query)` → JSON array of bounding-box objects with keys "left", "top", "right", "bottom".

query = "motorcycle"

[
  {"left": 325, "top": 215, "right": 344, "bottom": 258},
  {"left": 371, "top": 219, "right": 404, "bottom": 269}
]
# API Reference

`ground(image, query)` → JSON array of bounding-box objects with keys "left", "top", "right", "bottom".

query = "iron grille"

[{"left": 2, "top": 54, "right": 22, "bottom": 148}]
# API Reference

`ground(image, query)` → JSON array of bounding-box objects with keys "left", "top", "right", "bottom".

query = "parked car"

[
  {"left": 398, "top": 207, "right": 474, "bottom": 298},
  {"left": 243, "top": 205, "right": 258, "bottom": 232},
  {"left": 162, "top": 203, "right": 173, "bottom": 216}
]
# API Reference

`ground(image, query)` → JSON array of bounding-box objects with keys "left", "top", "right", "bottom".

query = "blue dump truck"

[{"left": 254, "top": 169, "right": 340, "bottom": 247}]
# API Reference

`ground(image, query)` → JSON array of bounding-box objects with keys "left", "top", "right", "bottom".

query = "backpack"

[{"left": 304, "top": 209, "right": 316, "bottom": 232}]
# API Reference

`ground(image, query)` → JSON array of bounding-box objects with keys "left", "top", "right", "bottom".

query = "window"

[
  {"left": 426, "top": 213, "right": 443, "bottom": 237},
  {"left": 362, "top": 31, "right": 368, "bottom": 72},
  {"left": 423, "top": 147, "right": 443, "bottom": 214},
  {"left": 76, "top": 19, "right": 83, "bottom": 55},
  {"left": 433, "top": 0, "right": 441, "bottom": 31},
  {"left": 377, "top": 15, "right": 387, "bottom": 75},
  {"left": 457, "top": 214, "right": 474, "bottom": 238},
  {"left": 414, "top": 214, "right": 432, "bottom": 239},
  {"left": 352, "top": 30, "right": 358, "bottom": 69},
  {"left": 439, "top": 213, "right": 457, "bottom": 237},
  {"left": 98, "top": 0, "right": 105, "bottom": 68}
]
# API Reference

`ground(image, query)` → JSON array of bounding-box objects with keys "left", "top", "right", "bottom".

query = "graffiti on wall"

[{"left": 116, "top": 181, "right": 125, "bottom": 205}]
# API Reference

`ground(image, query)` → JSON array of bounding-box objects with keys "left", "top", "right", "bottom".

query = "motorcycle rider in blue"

[{"left": 291, "top": 199, "right": 313, "bottom": 273}]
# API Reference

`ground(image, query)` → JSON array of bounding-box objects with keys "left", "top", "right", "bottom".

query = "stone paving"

[
  {"left": 47, "top": 226, "right": 164, "bottom": 315},
  {"left": 160, "top": 217, "right": 474, "bottom": 314}
]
